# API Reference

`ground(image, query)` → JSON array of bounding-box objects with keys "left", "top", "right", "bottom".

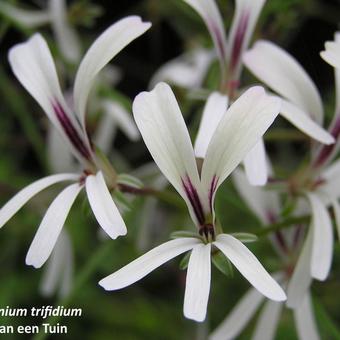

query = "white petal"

[
  {"left": 85, "top": 171, "right": 127, "bottom": 239},
  {"left": 280, "top": 99, "right": 334, "bottom": 144},
  {"left": 40, "top": 229, "right": 73, "bottom": 298},
  {"left": 331, "top": 199, "right": 340, "bottom": 240},
  {"left": 307, "top": 193, "right": 333, "bottom": 280},
  {"left": 320, "top": 40, "right": 340, "bottom": 69},
  {"left": 201, "top": 86, "right": 280, "bottom": 196},
  {"left": 194, "top": 92, "right": 228, "bottom": 159},
  {"left": 0, "top": 173, "right": 79, "bottom": 228},
  {"left": 244, "top": 40, "right": 323, "bottom": 123},
  {"left": 133, "top": 82, "right": 207, "bottom": 222},
  {"left": 99, "top": 237, "right": 200, "bottom": 290},
  {"left": 183, "top": 0, "right": 227, "bottom": 71},
  {"left": 243, "top": 138, "right": 268, "bottom": 186},
  {"left": 102, "top": 100, "right": 140, "bottom": 141},
  {"left": 26, "top": 183, "right": 82, "bottom": 268},
  {"left": 334, "top": 33, "right": 340, "bottom": 110},
  {"left": 319, "top": 159, "right": 340, "bottom": 201},
  {"left": 0, "top": 2, "right": 50, "bottom": 28},
  {"left": 184, "top": 243, "right": 211, "bottom": 322},
  {"left": 232, "top": 168, "right": 280, "bottom": 224},
  {"left": 227, "top": 0, "right": 265, "bottom": 79},
  {"left": 47, "top": 125, "right": 76, "bottom": 173},
  {"left": 48, "top": 0, "right": 81, "bottom": 63},
  {"left": 210, "top": 288, "right": 264, "bottom": 340},
  {"left": 149, "top": 48, "right": 213, "bottom": 89},
  {"left": 73, "top": 16, "right": 151, "bottom": 128},
  {"left": 214, "top": 234, "right": 286, "bottom": 301},
  {"left": 294, "top": 294, "right": 320, "bottom": 340},
  {"left": 252, "top": 300, "right": 283, "bottom": 340},
  {"left": 8, "top": 34, "right": 90, "bottom": 161},
  {"left": 286, "top": 227, "right": 313, "bottom": 309}
]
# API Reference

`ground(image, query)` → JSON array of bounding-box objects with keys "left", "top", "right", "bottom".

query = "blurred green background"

[{"left": 0, "top": 0, "right": 340, "bottom": 339}]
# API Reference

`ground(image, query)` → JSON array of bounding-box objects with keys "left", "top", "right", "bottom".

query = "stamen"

[
  {"left": 208, "top": 175, "right": 218, "bottom": 211},
  {"left": 52, "top": 100, "right": 92, "bottom": 160}
]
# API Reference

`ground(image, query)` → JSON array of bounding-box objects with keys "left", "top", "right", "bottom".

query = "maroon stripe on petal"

[
  {"left": 182, "top": 175, "right": 205, "bottom": 225},
  {"left": 52, "top": 100, "right": 92, "bottom": 160},
  {"left": 229, "top": 11, "right": 250, "bottom": 74},
  {"left": 313, "top": 115, "right": 340, "bottom": 167}
]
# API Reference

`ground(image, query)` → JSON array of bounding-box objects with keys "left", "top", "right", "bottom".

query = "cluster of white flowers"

[{"left": 0, "top": 0, "right": 339, "bottom": 338}]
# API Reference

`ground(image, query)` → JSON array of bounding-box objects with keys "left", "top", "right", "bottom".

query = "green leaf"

[
  {"left": 170, "top": 230, "right": 201, "bottom": 240},
  {"left": 231, "top": 232, "right": 258, "bottom": 243},
  {"left": 118, "top": 174, "right": 143, "bottom": 189},
  {"left": 179, "top": 252, "right": 191, "bottom": 270},
  {"left": 212, "top": 251, "right": 233, "bottom": 277}
]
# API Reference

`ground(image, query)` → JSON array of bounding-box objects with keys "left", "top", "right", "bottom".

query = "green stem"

[
  {"left": 32, "top": 241, "right": 114, "bottom": 340},
  {"left": 254, "top": 215, "right": 310, "bottom": 237}
]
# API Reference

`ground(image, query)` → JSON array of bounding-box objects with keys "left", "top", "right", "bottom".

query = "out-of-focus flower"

[
  {"left": 149, "top": 48, "right": 214, "bottom": 90},
  {"left": 209, "top": 168, "right": 320, "bottom": 339},
  {"left": 99, "top": 83, "right": 286, "bottom": 322},
  {"left": 182, "top": 0, "right": 333, "bottom": 186},
  {"left": 0, "top": 16, "right": 151, "bottom": 268},
  {"left": 0, "top": 0, "right": 81, "bottom": 63}
]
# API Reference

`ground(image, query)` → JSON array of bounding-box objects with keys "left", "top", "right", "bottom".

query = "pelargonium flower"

[
  {"left": 99, "top": 82, "right": 286, "bottom": 322},
  {"left": 0, "top": 16, "right": 151, "bottom": 268},
  {"left": 209, "top": 169, "right": 320, "bottom": 340},
  {"left": 244, "top": 35, "right": 340, "bottom": 284},
  {"left": 182, "top": 0, "right": 333, "bottom": 186}
]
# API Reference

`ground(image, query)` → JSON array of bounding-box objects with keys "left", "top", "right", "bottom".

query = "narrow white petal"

[
  {"left": 40, "top": 230, "right": 73, "bottom": 298},
  {"left": 133, "top": 82, "right": 207, "bottom": 222},
  {"left": 102, "top": 101, "right": 140, "bottom": 141},
  {"left": 286, "top": 227, "right": 313, "bottom": 309},
  {"left": 194, "top": 92, "right": 228, "bottom": 158},
  {"left": 0, "top": 173, "right": 79, "bottom": 228},
  {"left": 183, "top": 0, "right": 227, "bottom": 70},
  {"left": 227, "top": 0, "right": 265, "bottom": 79},
  {"left": 307, "top": 193, "right": 333, "bottom": 280},
  {"left": 334, "top": 33, "right": 340, "bottom": 110},
  {"left": 252, "top": 300, "right": 283, "bottom": 340},
  {"left": 48, "top": 0, "right": 81, "bottom": 63},
  {"left": 85, "top": 171, "right": 127, "bottom": 239},
  {"left": 210, "top": 288, "right": 264, "bottom": 340},
  {"left": 294, "top": 294, "right": 320, "bottom": 340},
  {"left": 149, "top": 49, "right": 213, "bottom": 89},
  {"left": 331, "top": 199, "right": 340, "bottom": 240},
  {"left": 184, "top": 243, "right": 211, "bottom": 322},
  {"left": 26, "top": 183, "right": 82, "bottom": 268},
  {"left": 244, "top": 41, "right": 323, "bottom": 123},
  {"left": 8, "top": 34, "right": 89, "bottom": 161},
  {"left": 201, "top": 86, "right": 280, "bottom": 196},
  {"left": 214, "top": 234, "right": 286, "bottom": 301},
  {"left": 0, "top": 3, "right": 50, "bottom": 27},
  {"left": 320, "top": 41, "right": 340, "bottom": 69},
  {"left": 99, "top": 238, "right": 200, "bottom": 290},
  {"left": 232, "top": 168, "right": 280, "bottom": 224},
  {"left": 319, "top": 159, "right": 340, "bottom": 201},
  {"left": 280, "top": 99, "right": 334, "bottom": 144},
  {"left": 73, "top": 16, "right": 151, "bottom": 128},
  {"left": 243, "top": 138, "right": 268, "bottom": 186}
]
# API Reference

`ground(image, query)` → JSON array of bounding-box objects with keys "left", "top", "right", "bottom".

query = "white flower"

[
  {"left": 99, "top": 82, "right": 286, "bottom": 322},
  {"left": 0, "top": 0, "right": 81, "bottom": 63},
  {"left": 183, "top": 0, "right": 333, "bottom": 186},
  {"left": 0, "top": 16, "right": 151, "bottom": 268},
  {"left": 210, "top": 169, "right": 320, "bottom": 339}
]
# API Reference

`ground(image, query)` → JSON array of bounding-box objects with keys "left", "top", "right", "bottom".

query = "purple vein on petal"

[
  {"left": 208, "top": 175, "right": 218, "bottom": 211},
  {"left": 182, "top": 175, "right": 205, "bottom": 225},
  {"left": 210, "top": 22, "right": 227, "bottom": 64},
  {"left": 229, "top": 11, "right": 250, "bottom": 75},
  {"left": 313, "top": 114, "right": 340, "bottom": 167},
  {"left": 52, "top": 100, "right": 92, "bottom": 160}
]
